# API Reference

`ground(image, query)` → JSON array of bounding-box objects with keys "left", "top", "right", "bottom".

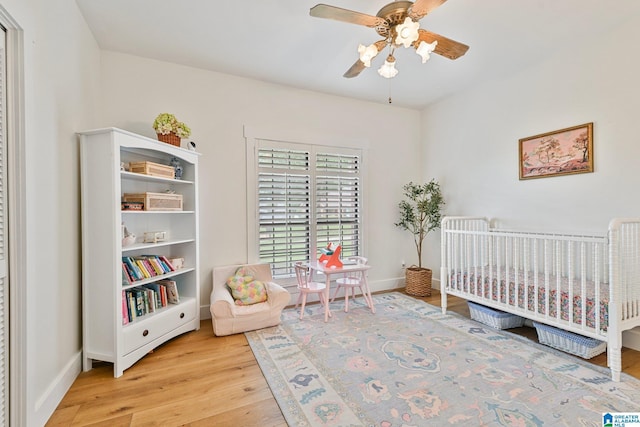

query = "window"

[
  {"left": 315, "top": 153, "right": 360, "bottom": 258},
  {"left": 249, "top": 138, "right": 363, "bottom": 279}
]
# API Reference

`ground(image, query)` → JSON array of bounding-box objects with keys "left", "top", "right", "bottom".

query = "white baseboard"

[
  {"left": 198, "top": 276, "right": 442, "bottom": 322},
  {"left": 36, "top": 351, "right": 82, "bottom": 426},
  {"left": 200, "top": 305, "right": 212, "bottom": 320},
  {"left": 373, "top": 276, "right": 442, "bottom": 293}
]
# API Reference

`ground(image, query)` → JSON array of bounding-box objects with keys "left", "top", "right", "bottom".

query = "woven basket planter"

[
  {"left": 405, "top": 266, "right": 432, "bottom": 297},
  {"left": 157, "top": 132, "right": 181, "bottom": 147}
]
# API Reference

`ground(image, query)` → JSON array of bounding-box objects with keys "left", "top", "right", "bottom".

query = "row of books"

[
  {"left": 121, "top": 279, "right": 180, "bottom": 324},
  {"left": 122, "top": 255, "right": 176, "bottom": 284}
]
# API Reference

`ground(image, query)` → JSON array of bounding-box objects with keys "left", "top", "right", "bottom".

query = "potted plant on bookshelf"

[
  {"left": 152, "top": 113, "right": 191, "bottom": 147},
  {"left": 395, "top": 179, "right": 444, "bottom": 297}
]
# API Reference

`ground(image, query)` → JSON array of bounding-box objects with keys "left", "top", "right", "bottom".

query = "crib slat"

[
  {"left": 515, "top": 236, "right": 520, "bottom": 308},
  {"left": 567, "top": 240, "right": 573, "bottom": 326},
  {"left": 533, "top": 238, "right": 539, "bottom": 316},
  {"left": 555, "top": 240, "right": 561, "bottom": 324},
  {"left": 489, "top": 234, "right": 494, "bottom": 301},
  {"left": 579, "top": 241, "right": 586, "bottom": 330},
  {"left": 523, "top": 237, "right": 529, "bottom": 310},
  {"left": 544, "top": 239, "right": 550, "bottom": 322},
  {"left": 593, "top": 241, "right": 600, "bottom": 332},
  {"left": 505, "top": 236, "right": 510, "bottom": 306}
]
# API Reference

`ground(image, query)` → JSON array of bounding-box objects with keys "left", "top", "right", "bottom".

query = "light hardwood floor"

[{"left": 47, "top": 290, "right": 640, "bottom": 426}]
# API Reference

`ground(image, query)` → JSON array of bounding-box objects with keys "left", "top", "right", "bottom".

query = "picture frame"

[{"left": 519, "top": 122, "right": 593, "bottom": 180}]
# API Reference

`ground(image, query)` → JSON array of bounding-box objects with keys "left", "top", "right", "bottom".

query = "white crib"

[{"left": 440, "top": 216, "right": 640, "bottom": 381}]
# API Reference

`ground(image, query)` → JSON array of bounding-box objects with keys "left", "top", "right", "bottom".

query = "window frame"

[{"left": 245, "top": 127, "right": 368, "bottom": 283}]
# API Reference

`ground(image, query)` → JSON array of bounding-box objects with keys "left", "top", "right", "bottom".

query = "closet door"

[{"left": 0, "top": 26, "right": 8, "bottom": 425}]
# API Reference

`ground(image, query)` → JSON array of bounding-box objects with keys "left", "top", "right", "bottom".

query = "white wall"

[
  {"left": 97, "top": 51, "right": 423, "bottom": 314},
  {"left": 420, "top": 12, "right": 640, "bottom": 277},
  {"left": 0, "top": 6, "right": 421, "bottom": 421},
  {"left": 6, "top": 0, "right": 636, "bottom": 424},
  {"left": 1, "top": 0, "right": 101, "bottom": 424},
  {"left": 4, "top": 1, "right": 636, "bottom": 424}
]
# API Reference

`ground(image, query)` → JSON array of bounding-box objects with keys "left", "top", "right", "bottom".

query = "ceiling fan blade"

[
  {"left": 343, "top": 60, "right": 367, "bottom": 78},
  {"left": 343, "top": 40, "right": 388, "bottom": 78},
  {"left": 409, "top": 0, "right": 447, "bottom": 20},
  {"left": 417, "top": 29, "right": 469, "bottom": 60},
  {"left": 310, "top": 4, "right": 385, "bottom": 28}
]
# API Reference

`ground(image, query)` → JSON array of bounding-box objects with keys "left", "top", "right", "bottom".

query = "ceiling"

[{"left": 76, "top": 0, "right": 640, "bottom": 110}]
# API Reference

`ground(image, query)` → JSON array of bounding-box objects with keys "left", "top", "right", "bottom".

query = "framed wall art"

[{"left": 519, "top": 122, "right": 593, "bottom": 180}]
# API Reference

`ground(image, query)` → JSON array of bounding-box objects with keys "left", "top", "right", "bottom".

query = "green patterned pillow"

[{"left": 226, "top": 267, "right": 268, "bottom": 306}]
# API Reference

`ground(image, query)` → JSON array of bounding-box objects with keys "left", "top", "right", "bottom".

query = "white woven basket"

[
  {"left": 533, "top": 321, "right": 606, "bottom": 359},
  {"left": 468, "top": 301, "right": 525, "bottom": 330}
]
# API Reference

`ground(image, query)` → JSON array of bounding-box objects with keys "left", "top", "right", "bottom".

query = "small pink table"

[{"left": 308, "top": 260, "right": 374, "bottom": 322}]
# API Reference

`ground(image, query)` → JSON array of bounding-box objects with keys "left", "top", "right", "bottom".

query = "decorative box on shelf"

[
  {"left": 467, "top": 301, "right": 525, "bottom": 330},
  {"left": 169, "top": 257, "right": 184, "bottom": 269},
  {"left": 532, "top": 321, "right": 606, "bottom": 359},
  {"left": 121, "top": 201, "right": 144, "bottom": 211},
  {"left": 123, "top": 192, "right": 183, "bottom": 211},
  {"left": 129, "top": 161, "right": 176, "bottom": 179},
  {"left": 143, "top": 231, "right": 167, "bottom": 243}
]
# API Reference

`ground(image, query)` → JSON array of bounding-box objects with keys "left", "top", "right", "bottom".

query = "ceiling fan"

[{"left": 309, "top": 0, "right": 469, "bottom": 78}]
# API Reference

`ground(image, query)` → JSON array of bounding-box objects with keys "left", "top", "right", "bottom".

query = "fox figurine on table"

[{"left": 319, "top": 243, "right": 342, "bottom": 268}]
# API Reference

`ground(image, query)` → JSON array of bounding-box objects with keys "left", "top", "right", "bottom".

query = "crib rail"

[{"left": 441, "top": 217, "right": 609, "bottom": 338}]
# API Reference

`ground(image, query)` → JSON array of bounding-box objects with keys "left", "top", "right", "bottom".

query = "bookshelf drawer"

[{"left": 123, "top": 298, "right": 196, "bottom": 354}]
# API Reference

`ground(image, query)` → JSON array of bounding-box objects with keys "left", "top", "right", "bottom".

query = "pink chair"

[
  {"left": 331, "top": 256, "right": 373, "bottom": 312},
  {"left": 210, "top": 263, "right": 290, "bottom": 336},
  {"left": 294, "top": 262, "right": 332, "bottom": 320}
]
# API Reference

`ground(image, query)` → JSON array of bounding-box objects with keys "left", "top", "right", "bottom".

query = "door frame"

[{"left": 0, "top": 5, "right": 27, "bottom": 426}]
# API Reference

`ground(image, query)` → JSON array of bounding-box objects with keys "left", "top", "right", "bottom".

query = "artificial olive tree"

[{"left": 395, "top": 180, "right": 444, "bottom": 268}]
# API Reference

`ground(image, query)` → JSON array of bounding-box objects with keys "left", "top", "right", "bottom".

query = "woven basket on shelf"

[
  {"left": 157, "top": 132, "right": 181, "bottom": 147},
  {"left": 405, "top": 266, "right": 432, "bottom": 297}
]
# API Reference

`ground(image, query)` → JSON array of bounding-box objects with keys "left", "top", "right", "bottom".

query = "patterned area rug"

[{"left": 245, "top": 292, "right": 640, "bottom": 426}]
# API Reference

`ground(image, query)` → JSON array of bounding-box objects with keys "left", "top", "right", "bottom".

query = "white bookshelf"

[{"left": 79, "top": 127, "right": 200, "bottom": 377}]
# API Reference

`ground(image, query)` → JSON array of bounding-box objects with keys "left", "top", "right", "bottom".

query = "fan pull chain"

[{"left": 388, "top": 78, "right": 392, "bottom": 104}]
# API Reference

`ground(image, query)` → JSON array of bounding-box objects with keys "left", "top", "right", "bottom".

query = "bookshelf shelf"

[
  {"left": 121, "top": 210, "right": 196, "bottom": 214},
  {"left": 80, "top": 128, "right": 200, "bottom": 378},
  {"left": 121, "top": 170, "right": 195, "bottom": 185},
  {"left": 123, "top": 296, "right": 197, "bottom": 327},
  {"left": 122, "top": 267, "right": 195, "bottom": 290},
  {"left": 121, "top": 238, "right": 196, "bottom": 253}
]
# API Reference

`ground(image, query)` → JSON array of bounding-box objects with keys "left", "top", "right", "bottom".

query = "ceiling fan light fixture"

[
  {"left": 309, "top": 0, "right": 470, "bottom": 85},
  {"left": 394, "top": 17, "right": 420, "bottom": 48},
  {"left": 377, "top": 54, "right": 398, "bottom": 78},
  {"left": 358, "top": 43, "right": 379, "bottom": 67},
  {"left": 416, "top": 39, "right": 438, "bottom": 63}
]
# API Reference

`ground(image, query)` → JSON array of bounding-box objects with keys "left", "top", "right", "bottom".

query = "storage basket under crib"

[
  {"left": 533, "top": 321, "right": 607, "bottom": 359},
  {"left": 468, "top": 301, "right": 525, "bottom": 330}
]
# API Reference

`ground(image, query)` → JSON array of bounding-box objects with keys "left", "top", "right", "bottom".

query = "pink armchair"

[{"left": 210, "top": 263, "right": 290, "bottom": 336}]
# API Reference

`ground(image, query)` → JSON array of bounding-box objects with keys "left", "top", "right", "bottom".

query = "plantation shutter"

[
  {"left": 255, "top": 141, "right": 362, "bottom": 278},
  {"left": 257, "top": 147, "right": 311, "bottom": 277},
  {"left": 315, "top": 152, "right": 360, "bottom": 258},
  {"left": 0, "top": 27, "right": 8, "bottom": 425}
]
